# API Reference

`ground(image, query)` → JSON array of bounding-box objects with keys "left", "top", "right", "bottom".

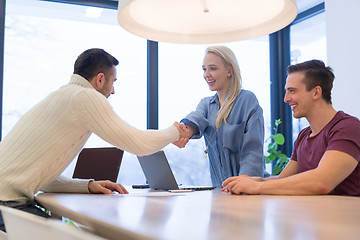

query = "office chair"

[
  {"left": 0, "top": 230, "right": 7, "bottom": 240},
  {"left": 72, "top": 147, "right": 124, "bottom": 182},
  {"left": 0, "top": 206, "right": 105, "bottom": 240}
]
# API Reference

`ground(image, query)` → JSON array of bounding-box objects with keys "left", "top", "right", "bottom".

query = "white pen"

[{"left": 168, "top": 189, "right": 193, "bottom": 193}]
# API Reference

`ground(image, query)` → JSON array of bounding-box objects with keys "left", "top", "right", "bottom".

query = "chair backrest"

[
  {"left": 0, "top": 206, "right": 53, "bottom": 240},
  {"left": 52, "top": 221, "right": 106, "bottom": 240},
  {"left": 72, "top": 147, "right": 124, "bottom": 182},
  {"left": 0, "top": 230, "right": 7, "bottom": 240},
  {"left": 0, "top": 206, "right": 105, "bottom": 240}
]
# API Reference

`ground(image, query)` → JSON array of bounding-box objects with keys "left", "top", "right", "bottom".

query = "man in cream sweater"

[{"left": 0, "top": 48, "right": 188, "bottom": 232}]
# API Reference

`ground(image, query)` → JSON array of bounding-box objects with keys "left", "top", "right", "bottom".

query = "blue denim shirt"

[{"left": 182, "top": 90, "right": 265, "bottom": 187}]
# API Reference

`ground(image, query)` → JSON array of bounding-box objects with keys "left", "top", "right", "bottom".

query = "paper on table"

[{"left": 116, "top": 191, "right": 189, "bottom": 197}]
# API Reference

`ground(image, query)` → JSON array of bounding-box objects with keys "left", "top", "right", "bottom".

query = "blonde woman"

[{"left": 174, "top": 46, "right": 265, "bottom": 187}]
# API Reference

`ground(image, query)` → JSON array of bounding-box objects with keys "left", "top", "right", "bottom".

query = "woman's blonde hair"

[{"left": 205, "top": 46, "right": 242, "bottom": 128}]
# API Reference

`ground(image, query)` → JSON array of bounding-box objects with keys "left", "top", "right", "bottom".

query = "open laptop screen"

[
  {"left": 137, "top": 151, "right": 179, "bottom": 190},
  {"left": 137, "top": 150, "right": 215, "bottom": 191}
]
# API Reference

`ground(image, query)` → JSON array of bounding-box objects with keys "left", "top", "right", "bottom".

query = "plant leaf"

[
  {"left": 271, "top": 133, "right": 285, "bottom": 145},
  {"left": 272, "top": 167, "right": 283, "bottom": 175},
  {"left": 275, "top": 119, "right": 282, "bottom": 126},
  {"left": 265, "top": 155, "right": 275, "bottom": 162}
]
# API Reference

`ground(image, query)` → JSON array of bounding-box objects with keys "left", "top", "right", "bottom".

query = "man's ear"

[
  {"left": 313, "top": 86, "right": 322, "bottom": 100},
  {"left": 88, "top": 73, "right": 105, "bottom": 90},
  {"left": 95, "top": 73, "right": 105, "bottom": 89}
]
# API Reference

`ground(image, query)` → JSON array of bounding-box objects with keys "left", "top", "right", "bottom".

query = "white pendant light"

[{"left": 117, "top": 0, "right": 298, "bottom": 44}]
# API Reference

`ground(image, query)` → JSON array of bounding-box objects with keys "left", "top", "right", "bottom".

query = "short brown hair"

[
  {"left": 74, "top": 48, "right": 119, "bottom": 81},
  {"left": 287, "top": 60, "right": 335, "bottom": 104}
]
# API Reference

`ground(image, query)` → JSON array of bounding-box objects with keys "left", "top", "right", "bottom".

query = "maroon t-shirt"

[{"left": 291, "top": 111, "right": 360, "bottom": 196}]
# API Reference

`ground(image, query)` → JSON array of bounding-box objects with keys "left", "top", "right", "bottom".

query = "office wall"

[{"left": 325, "top": 0, "right": 360, "bottom": 118}]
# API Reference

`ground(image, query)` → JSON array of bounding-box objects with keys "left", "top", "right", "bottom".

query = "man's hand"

[
  {"left": 88, "top": 180, "right": 129, "bottom": 194},
  {"left": 221, "top": 175, "right": 261, "bottom": 195},
  {"left": 173, "top": 122, "right": 191, "bottom": 148}
]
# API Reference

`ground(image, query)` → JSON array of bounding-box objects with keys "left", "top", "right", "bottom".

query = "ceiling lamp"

[{"left": 117, "top": 0, "right": 298, "bottom": 44}]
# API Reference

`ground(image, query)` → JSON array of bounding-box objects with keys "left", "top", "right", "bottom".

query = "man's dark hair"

[
  {"left": 287, "top": 59, "right": 335, "bottom": 104},
  {"left": 74, "top": 48, "right": 119, "bottom": 81}
]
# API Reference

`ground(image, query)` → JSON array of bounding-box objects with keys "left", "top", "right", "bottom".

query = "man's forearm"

[{"left": 257, "top": 169, "right": 331, "bottom": 195}]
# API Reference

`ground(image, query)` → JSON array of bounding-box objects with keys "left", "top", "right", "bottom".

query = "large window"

[
  {"left": 3, "top": 0, "right": 326, "bottom": 185},
  {"left": 4, "top": 0, "right": 147, "bottom": 184},
  {"left": 290, "top": 11, "right": 326, "bottom": 139}
]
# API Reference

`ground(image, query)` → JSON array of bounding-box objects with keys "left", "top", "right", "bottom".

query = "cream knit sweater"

[{"left": 0, "top": 74, "right": 179, "bottom": 202}]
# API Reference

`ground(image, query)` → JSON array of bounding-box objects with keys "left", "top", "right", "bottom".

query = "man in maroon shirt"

[{"left": 222, "top": 60, "right": 360, "bottom": 196}]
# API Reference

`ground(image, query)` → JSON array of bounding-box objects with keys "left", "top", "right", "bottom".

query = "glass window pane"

[
  {"left": 290, "top": 12, "right": 327, "bottom": 139},
  {"left": 4, "top": 0, "right": 147, "bottom": 184}
]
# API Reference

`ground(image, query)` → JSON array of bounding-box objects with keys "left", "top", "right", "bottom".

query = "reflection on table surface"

[{"left": 36, "top": 188, "right": 360, "bottom": 240}]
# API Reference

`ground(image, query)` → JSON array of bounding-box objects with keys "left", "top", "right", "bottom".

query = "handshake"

[{"left": 172, "top": 122, "right": 194, "bottom": 148}]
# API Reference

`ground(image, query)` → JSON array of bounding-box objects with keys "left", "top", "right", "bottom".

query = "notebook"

[
  {"left": 73, "top": 147, "right": 124, "bottom": 182},
  {"left": 137, "top": 150, "right": 215, "bottom": 191}
]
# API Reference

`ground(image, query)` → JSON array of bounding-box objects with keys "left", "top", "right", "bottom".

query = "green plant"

[
  {"left": 64, "top": 218, "right": 77, "bottom": 227},
  {"left": 265, "top": 119, "right": 290, "bottom": 175}
]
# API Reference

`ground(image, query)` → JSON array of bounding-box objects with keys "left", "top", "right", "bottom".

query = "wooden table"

[{"left": 36, "top": 188, "right": 360, "bottom": 240}]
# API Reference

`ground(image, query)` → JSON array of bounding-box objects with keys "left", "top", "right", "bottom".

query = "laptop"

[
  {"left": 137, "top": 150, "right": 215, "bottom": 191},
  {"left": 73, "top": 147, "right": 124, "bottom": 182}
]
